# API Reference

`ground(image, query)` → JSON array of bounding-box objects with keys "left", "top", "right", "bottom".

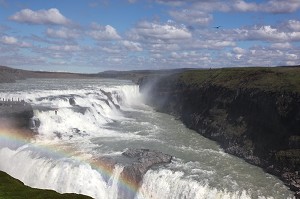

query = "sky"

[{"left": 0, "top": 0, "right": 300, "bottom": 73}]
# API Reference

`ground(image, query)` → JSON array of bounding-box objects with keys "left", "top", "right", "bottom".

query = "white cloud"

[
  {"left": 150, "top": 43, "right": 180, "bottom": 53},
  {"left": 165, "top": 51, "right": 213, "bottom": 68},
  {"left": 155, "top": 0, "right": 188, "bottom": 7},
  {"left": 223, "top": 46, "right": 300, "bottom": 66},
  {"left": 10, "top": 8, "right": 70, "bottom": 25},
  {"left": 271, "top": 42, "right": 292, "bottom": 49},
  {"left": 101, "top": 46, "right": 121, "bottom": 54},
  {"left": 262, "top": 0, "right": 300, "bottom": 13},
  {"left": 0, "top": 35, "right": 18, "bottom": 45},
  {"left": 46, "top": 28, "right": 80, "bottom": 39},
  {"left": 176, "top": 0, "right": 300, "bottom": 14},
  {"left": 232, "top": 0, "right": 300, "bottom": 13},
  {"left": 108, "top": 57, "right": 122, "bottom": 63},
  {"left": 2, "top": 1, "right": 300, "bottom": 71},
  {"left": 130, "top": 21, "right": 192, "bottom": 41},
  {"left": 193, "top": 1, "right": 231, "bottom": 12},
  {"left": 122, "top": 40, "right": 143, "bottom": 51},
  {"left": 286, "top": 53, "right": 298, "bottom": 60},
  {"left": 233, "top": 1, "right": 258, "bottom": 12},
  {"left": 211, "top": 40, "right": 235, "bottom": 48},
  {"left": 48, "top": 45, "right": 80, "bottom": 52},
  {"left": 0, "top": 35, "right": 31, "bottom": 47},
  {"left": 19, "top": 41, "right": 32, "bottom": 48},
  {"left": 285, "top": 20, "right": 300, "bottom": 32},
  {"left": 169, "top": 10, "right": 213, "bottom": 25},
  {"left": 232, "top": 47, "right": 246, "bottom": 59},
  {"left": 183, "top": 38, "right": 235, "bottom": 50},
  {"left": 233, "top": 47, "right": 246, "bottom": 54},
  {"left": 88, "top": 24, "right": 121, "bottom": 40},
  {"left": 234, "top": 25, "right": 300, "bottom": 42},
  {"left": 252, "top": 26, "right": 287, "bottom": 40}
]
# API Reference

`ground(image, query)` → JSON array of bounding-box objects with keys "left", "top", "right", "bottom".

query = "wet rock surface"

[
  {"left": 69, "top": 97, "right": 76, "bottom": 106},
  {"left": 94, "top": 148, "right": 172, "bottom": 187},
  {"left": 0, "top": 100, "right": 34, "bottom": 129},
  {"left": 121, "top": 148, "right": 172, "bottom": 185},
  {"left": 100, "top": 89, "right": 120, "bottom": 109}
]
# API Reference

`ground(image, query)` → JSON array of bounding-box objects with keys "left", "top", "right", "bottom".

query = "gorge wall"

[
  {"left": 0, "top": 100, "right": 35, "bottom": 139},
  {"left": 138, "top": 67, "right": 300, "bottom": 197}
]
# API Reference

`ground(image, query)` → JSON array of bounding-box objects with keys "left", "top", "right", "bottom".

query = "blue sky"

[{"left": 0, "top": 0, "right": 299, "bottom": 72}]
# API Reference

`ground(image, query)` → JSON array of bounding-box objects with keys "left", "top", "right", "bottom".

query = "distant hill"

[
  {"left": 91, "top": 68, "right": 195, "bottom": 83},
  {"left": 0, "top": 65, "right": 28, "bottom": 83},
  {"left": 0, "top": 65, "right": 90, "bottom": 83},
  {"left": 1, "top": 64, "right": 299, "bottom": 84}
]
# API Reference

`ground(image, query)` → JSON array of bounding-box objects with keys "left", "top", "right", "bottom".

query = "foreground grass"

[
  {"left": 178, "top": 66, "right": 300, "bottom": 93},
  {"left": 0, "top": 171, "right": 92, "bottom": 199}
]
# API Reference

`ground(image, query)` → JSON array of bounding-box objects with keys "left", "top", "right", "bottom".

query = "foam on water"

[
  {"left": 1, "top": 82, "right": 144, "bottom": 142},
  {"left": 136, "top": 169, "right": 252, "bottom": 199}
]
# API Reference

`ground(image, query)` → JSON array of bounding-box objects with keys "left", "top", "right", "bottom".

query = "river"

[{"left": 0, "top": 78, "right": 295, "bottom": 199}]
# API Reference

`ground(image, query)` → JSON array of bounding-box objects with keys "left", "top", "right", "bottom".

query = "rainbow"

[{"left": 0, "top": 128, "right": 142, "bottom": 198}]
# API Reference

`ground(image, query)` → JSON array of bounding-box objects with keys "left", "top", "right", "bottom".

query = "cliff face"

[
  {"left": 0, "top": 101, "right": 34, "bottom": 129},
  {"left": 139, "top": 68, "right": 300, "bottom": 196}
]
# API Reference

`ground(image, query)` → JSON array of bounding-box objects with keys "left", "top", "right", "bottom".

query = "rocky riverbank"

[{"left": 138, "top": 67, "right": 300, "bottom": 197}]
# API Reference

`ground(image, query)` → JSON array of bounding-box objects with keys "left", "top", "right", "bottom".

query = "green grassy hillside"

[
  {"left": 178, "top": 67, "right": 300, "bottom": 93},
  {"left": 0, "top": 171, "right": 92, "bottom": 199}
]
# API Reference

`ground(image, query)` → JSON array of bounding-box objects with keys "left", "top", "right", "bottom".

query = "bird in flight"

[{"left": 213, "top": 26, "right": 221, "bottom": 29}]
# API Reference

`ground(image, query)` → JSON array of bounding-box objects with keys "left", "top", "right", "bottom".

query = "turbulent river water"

[{"left": 0, "top": 78, "right": 295, "bottom": 199}]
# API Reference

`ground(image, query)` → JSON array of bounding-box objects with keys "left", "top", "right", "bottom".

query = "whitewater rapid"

[{"left": 0, "top": 78, "right": 295, "bottom": 199}]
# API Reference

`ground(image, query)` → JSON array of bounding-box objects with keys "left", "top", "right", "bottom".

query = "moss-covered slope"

[
  {"left": 178, "top": 67, "right": 300, "bottom": 93},
  {"left": 0, "top": 171, "right": 92, "bottom": 199}
]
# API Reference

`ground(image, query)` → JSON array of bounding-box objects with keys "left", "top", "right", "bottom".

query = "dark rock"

[
  {"left": 90, "top": 149, "right": 172, "bottom": 189},
  {"left": 291, "top": 181, "right": 300, "bottom": 192},
  {"left": 69, "top": 98, "right": 76, "bottom": 106},
  {"left": 121, "top": 148, "right": 172, "bottom": 185},
  {"left": 33, "top": 118, "right": 40, "bottom": 127},
  {"left": 99, "top": 89, "right": 120, "bottom": 109},
  {"left": 265, "top": 165, "right": 281, "bottom": 176},
  {"left": 29, "top": 117, "right": 40, "bottom": 133},
  {"left": 0, "top": 100, "right": 34, "bottom": 129},
  {"left": 296, "top": 192, "right": 300, "bottom": 199}
]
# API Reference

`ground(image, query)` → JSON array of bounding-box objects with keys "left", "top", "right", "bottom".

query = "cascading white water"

[
  {"left": 107, "top": 165, "right": 124, "bottom": 199},
  {"left": 0, "top": 146, "right": 125, "bottom": 199},
  {"left": 0, "top": 79, "right": 143, "bottom": 199},
  {"left": 136, "top": 169, "right": 251, "bottom": 199},
  {"left": 26, "top": 84, "right": 143, "bottom": 141},
  {"left": 0, "top": 78, "right": 295, "bottom": 199}
]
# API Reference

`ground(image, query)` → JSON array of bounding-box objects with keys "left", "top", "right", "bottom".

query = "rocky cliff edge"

[{"left": 139, "top": 67, "right": 300, "bottom": 197}]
